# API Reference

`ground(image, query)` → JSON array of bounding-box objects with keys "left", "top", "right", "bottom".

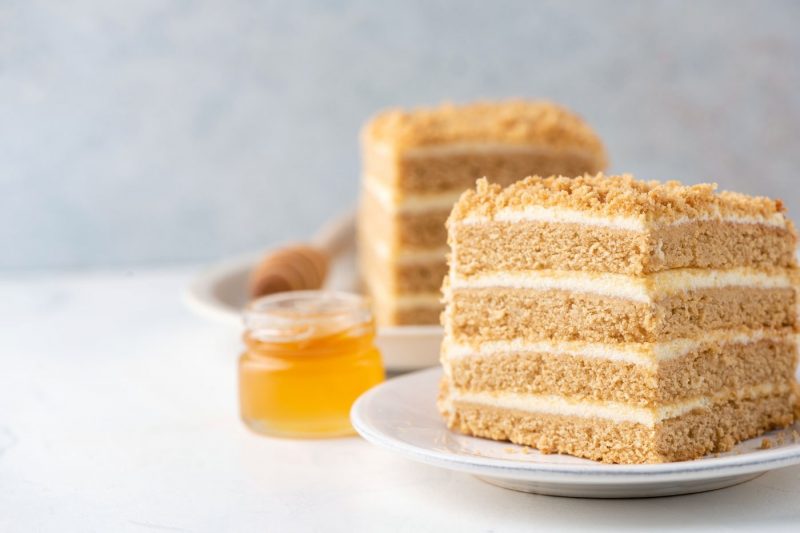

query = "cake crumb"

[
  {"left": 759, "top": 438, "right": 772, "bottom": 450},
  {"left": 792, "top": 430, "right": 800, "bottom": 443},
  {"left": 521, "top": 446, "right": 531, "bottom": 454},
  {"left": 504, "top": 447, "right": 518, "bottom": 454}
]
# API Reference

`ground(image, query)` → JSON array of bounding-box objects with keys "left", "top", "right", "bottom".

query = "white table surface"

[{"left": 2, "top": 268, "right": 800, "bottom": 533}]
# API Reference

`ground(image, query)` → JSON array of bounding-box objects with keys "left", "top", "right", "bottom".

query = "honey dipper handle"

[{"left": 249, "top": 209, "right": 356, "bottom": 299}]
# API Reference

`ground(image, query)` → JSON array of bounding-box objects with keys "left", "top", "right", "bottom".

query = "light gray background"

[{"left": 2, "top": 0, "right": 799, "bottom": 270}]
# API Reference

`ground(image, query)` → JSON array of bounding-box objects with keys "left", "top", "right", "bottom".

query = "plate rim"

[{"left": 351, "top": 367, "right": 800, "bottom": 483}]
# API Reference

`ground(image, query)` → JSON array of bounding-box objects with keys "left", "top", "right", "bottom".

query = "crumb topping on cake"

[
  {"left": 363, "top": 100, "right": 607, "bottom": 160},
  {"left": 450, "top": 174, "right": 791, "bottom": 227}
]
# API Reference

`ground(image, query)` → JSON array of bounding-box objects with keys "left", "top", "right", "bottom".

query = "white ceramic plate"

[
  {"left": 184, "top": 212, "right": 443, "bottom": 371},
  {"left": 352, "top": 367, "right": 800, "bottom": 498}
]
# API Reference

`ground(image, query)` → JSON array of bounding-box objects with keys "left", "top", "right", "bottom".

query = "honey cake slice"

[
  {"left": 439, "top": 173, "right": 799, "bottom": 464},
  {"left": 358, "top": 101, "right": 607, "bottom": 325}
]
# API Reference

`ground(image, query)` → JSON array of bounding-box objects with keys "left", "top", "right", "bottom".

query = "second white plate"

[{"left": 351, "top": 367, "right": 800, "bottom": 498}]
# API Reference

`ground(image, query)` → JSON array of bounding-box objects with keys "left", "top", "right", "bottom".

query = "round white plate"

[
  {"left": 183, "top": 212, "right": 443, "bottom": 371},
  {"left": 351, "top": 367, "right": 800, "bottom": 498}
]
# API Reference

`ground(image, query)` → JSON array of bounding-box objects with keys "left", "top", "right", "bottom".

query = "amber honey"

[{"left": 239, "top": 291, "right": 384, "bottom": 438}]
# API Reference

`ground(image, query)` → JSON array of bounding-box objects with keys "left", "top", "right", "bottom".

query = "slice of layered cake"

[
  {"left": 358, "top": 101, "right": 607, "bottom": 325},
  {"left": 439, "top": 174, "right": 799, "bottom": 463}
]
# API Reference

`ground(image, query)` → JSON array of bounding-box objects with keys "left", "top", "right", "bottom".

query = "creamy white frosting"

[
  {"left": 441, "top": 330, "right": 795, "bottom": 368},
  {"left": 469, "top": 206, "right": 649, "bottom": 230},
  {"left": 363, "top": 178, "right": 463, "bottom": 213},
  {"left": 446, "top": 268, "right": 794, "bottom": 303},
  {"left": 448, "top": 382, "right": 788, "bottom": 426},
  {"left": 673, "top": 213, "right": 787, "bottom": 227}
]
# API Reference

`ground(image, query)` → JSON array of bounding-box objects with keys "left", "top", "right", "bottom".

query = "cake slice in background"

[
  {"left": 439, "top": 173, "right": 799, "bottom": 464},
  {"left": 358, "top": 101, "right": 607, "bottom": 325}
]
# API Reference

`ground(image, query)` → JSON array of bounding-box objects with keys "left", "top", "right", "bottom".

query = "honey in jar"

[{"left": 239, "top": 291, "right": 384, "bottom": 438}]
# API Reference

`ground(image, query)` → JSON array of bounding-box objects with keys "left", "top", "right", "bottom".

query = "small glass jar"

[{"left": 239, "top": 291, "right": 384, "bottom": 438}]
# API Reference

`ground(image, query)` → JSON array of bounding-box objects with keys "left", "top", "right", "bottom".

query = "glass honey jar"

[{"left": 239, "top": 291, "right": 385, "bottom": 438}]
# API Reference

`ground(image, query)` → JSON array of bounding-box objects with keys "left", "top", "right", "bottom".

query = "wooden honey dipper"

[
  {"left": 248, "top": 212, "right": 355, "bottom": 299},
  {"left": 249, "top": 244, "right": 328, "bottom": 298}
]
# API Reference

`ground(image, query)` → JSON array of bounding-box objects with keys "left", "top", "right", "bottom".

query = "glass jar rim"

[{"left": 243, "top": 290, "right": 373, "bottom": 343}]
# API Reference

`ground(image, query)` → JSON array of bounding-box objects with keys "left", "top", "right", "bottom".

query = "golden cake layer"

[
  {"left": 439, "top": 173, "right": 799, "bottom": 463},
  {"left": 443, "top": 333, "right": 797, "bottom": 406},
  {"left": 358, "top": 101, "right": 607, "bottom": 325},
  {"left": 449, "top": 176, "right": 797, "bottom": 276},
  {"left": 445, "top": 277, "right": 797, "bottom": 343}
]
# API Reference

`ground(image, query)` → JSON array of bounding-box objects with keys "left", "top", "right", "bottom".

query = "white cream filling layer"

[
  {"left": 446, "top": 268, "right": 794, "bottom": 303},
  {"left": 458, "top": 206, "right": 787, "bottom": 230},
  {"left": 490, "top": 206, "right": 648, "bottom": 230},
  {"left": 363, "top": 178, "right": 464, "bottom": 214},
  {"left": 441, "top": 330, "right": 796, "bottom": 368},
  {"left": 447, "top": 382, "right": 788, "bottom": 427}
]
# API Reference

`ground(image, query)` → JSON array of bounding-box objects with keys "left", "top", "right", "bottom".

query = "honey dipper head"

[{"left": 249, "top": 245, "right": 330, "bottom": 299}]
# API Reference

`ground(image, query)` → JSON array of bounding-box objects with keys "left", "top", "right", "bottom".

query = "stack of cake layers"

[
  {"left": 358, "top": 101, "right": 607, "bottom": 325},
  {"left": 439, "top": 174, "right": 799, "bottom": 463}
]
